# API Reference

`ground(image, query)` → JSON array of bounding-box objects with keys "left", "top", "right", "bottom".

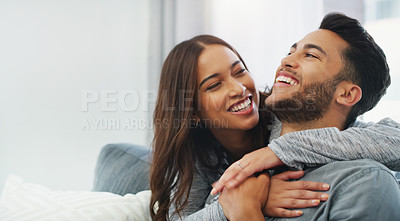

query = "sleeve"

[
  {"left": 169, "top": 166, "right": 227, "bottom": 221},
  {"left": 173, "top": 201, "right": 228, "bottom": 221},
  {"left": 268, "top": 117, "right": 400, "bottom": 171}
]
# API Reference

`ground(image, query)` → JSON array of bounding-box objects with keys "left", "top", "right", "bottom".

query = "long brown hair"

[{"left": 150, "top": 35, "right": 272, "bottom": 221}]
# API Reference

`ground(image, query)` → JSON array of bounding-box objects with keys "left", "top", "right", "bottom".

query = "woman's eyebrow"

[
  {"left": 231, "top": 60, "right": 241, "bottom": 68},
  {"left": 199, "top": 60, "right": 241, "bottom": 88},
  {"left": 199, "top": 73, "right": 219, "bottom": 88}
]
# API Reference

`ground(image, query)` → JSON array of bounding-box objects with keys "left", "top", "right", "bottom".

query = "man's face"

[{"left": 265, "top": 29, "right": 349, "bottom": 123}]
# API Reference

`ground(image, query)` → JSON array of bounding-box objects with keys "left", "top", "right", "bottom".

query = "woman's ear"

[
  {"left": 195, "top": 116, "right": 201, "bottom": 124},
  {"left": 335, "top": 81, "right": 362, "bottom": 107},
  {"left": 192, "top": 113, "right": 201, "bottom": 125}
]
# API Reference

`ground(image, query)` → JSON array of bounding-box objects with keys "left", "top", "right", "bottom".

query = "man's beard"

[{"left": 267, "top": 78, "right": 340, "bottom": 124}]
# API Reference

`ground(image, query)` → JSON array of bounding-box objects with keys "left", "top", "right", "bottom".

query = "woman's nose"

[{"left": 229, "top": 80, "right": 246, "bottom": 98}]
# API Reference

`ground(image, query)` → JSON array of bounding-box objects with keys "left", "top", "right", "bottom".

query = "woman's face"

[{"left": 196, "top": 44, "right": 259, "bottom": 131}]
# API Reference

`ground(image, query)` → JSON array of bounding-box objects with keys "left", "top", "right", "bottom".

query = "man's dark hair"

[{"left": 319, "top": 12, "right": 390, "bottom": 126}]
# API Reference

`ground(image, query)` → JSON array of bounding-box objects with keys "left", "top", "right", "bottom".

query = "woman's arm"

[
  {"left": 211, "top": 117, "right": 400, "bottom": 194},
  {"left": 168, "top": 166, "right": 226, "bottom": 221},
  {"left": 269, "top": 117, "right": 400, "bottom": 170},
  {"left": 176, "top": 167, "right": 329, "bottom": 220}
]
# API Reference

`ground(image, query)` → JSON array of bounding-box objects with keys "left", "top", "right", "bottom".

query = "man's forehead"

[{"left": 294, "top": 29, "right": 349, "bottom": 54}]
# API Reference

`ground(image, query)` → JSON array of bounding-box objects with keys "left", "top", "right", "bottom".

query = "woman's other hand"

[
  {"left": 264, "top": 170, "right": 330, "bottom": 218},
  {"left": 211, "top": 147, "right": 283, "bottom": 195},
  {"left": 219, "top": 172, "right": 270, "bottom": 221}
]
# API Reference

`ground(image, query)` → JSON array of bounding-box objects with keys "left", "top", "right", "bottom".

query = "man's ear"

[{"left": 335, "top": 81, "right": 362, "bottom": 107}]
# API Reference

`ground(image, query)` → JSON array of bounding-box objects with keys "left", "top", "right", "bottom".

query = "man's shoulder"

[
  {"left": 328, "top": 159, "right": 388, "bottom": 169},
  {"left": 316, "top": 159, "right": 391, "bottom": 174},
  {"left": 303, "top": 159, "right": 395, "bottom": 185}
]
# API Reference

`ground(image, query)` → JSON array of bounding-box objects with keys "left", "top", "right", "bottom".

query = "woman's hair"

[{"left": 150, "top": 35, "right": 272, "bottom": 221}]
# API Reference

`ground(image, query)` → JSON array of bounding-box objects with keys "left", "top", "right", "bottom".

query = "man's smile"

[{"left": 274, "top": 70, "right": 300, "bottom": 88}]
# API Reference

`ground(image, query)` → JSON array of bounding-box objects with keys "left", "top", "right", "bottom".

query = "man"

[{"left": 218, "top": 12, "right": 400, "bottom": 220}]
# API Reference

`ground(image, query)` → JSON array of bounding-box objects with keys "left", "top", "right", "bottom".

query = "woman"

[
  {"left": 150, "top": 35, "right": 400, "bottom": 220},
  {"left": 150, "top": 35, "right": 329, "bottom": 220}
]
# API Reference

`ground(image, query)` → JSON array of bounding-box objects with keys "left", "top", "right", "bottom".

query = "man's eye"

[
  {"left": 287, "top": 52, "right": 292, "bottom": 56},
  {"left": 306, "top": 53, "right": 318, "bottom": 58},
  {"left": 206, "top": 82, "right": 221, "bottom": 91}
]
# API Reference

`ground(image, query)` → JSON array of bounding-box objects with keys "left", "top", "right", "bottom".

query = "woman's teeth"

[
  {"left": 231, "top": 99, "right": 251, "bottom": 112},
  {"left": 276, "top": 76, "right": 298, "bottom": 85}
]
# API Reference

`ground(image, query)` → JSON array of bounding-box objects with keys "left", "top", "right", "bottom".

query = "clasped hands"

[{"left": 217, "top": 147, "right": 330, "bottom": 220}]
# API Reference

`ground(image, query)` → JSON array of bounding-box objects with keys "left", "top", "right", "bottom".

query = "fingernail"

[
  {"left": 321, "top": 193, "right": 329, "bottom": 201},
  {"left": 323, "top": 184, "right": 330, "bottom": 190},
  {"left": 312, "top": 200, "right": 320, "bottom": 205},
  {"left": 210, "top": 188, "right": 216, "bottom": 196},
  {"left": 295, "top": 210, "right": 303, "bottom": 216}
]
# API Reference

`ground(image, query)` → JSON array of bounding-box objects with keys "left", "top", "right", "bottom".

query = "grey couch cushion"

[
  {"left": 93, "top": 143, "right": 400, "bottom": 196},
  {"left": 93, "top": 143, "right": 151, "bottom": 195}
]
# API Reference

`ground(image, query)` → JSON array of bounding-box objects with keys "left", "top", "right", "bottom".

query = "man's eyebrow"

[
  {"left": 199, "top": 60, "right": 241, "bottom": 88},
  {"left": 291, "top": 43, "right": 297, "bottom": 49},
  {"left": 304, "top": 43, "right": 327, "bottom": 56}
]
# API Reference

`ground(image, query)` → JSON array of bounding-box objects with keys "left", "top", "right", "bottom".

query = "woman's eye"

[
  {"left": 234, "top": 68, "right": 246, "bottom": 76},
  {"left": 206, "top": 82, "right": 221, "bottom": 91}
]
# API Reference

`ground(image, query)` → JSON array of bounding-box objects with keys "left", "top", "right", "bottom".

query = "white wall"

[
  {"left": 0, "top": 0, "right": 150, "bottom": 191},
  {"left": 363, "top": 17, "right": 400, "bottom": 122}
]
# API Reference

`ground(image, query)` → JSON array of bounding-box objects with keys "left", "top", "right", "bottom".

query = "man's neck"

[{"left": 280, "top": 111, "right": 347, "bottom": 136}]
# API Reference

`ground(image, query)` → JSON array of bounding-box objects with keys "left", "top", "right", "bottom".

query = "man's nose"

[{"left": 281, "top": 53, "right": 299, "bottom": 68}]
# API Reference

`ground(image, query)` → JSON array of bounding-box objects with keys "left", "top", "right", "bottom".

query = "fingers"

[
  {"left": 256, "top": 172, "right": 270, "bottom": 183},
  {"left": 272, "top": 170, "right": 305, "bottom": 181},
  {"left": 285, "top": 180, "right": 330, "bottom": 192},
  {"left": 267, "top": 208, "right": 304, "bottom": 218},
  {"left": 211, "top": 183, "right": 223, "bottom": 196},
  {"left": 280, "top": 189, "right": 330, "bottom": 202},
  {"left": 273, "top": 197, "right": 322, "bottom": 208},
  {"left": 230, "top": 166, "right": 254, "bottom": 187},
  {"left": 211, "top": 161, "right": 252, "bottom": 195},
  {"left": 211, "top": 167, "right": 238, "bottom": 195}
]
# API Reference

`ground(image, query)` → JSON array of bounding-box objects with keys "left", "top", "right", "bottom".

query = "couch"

[
  {"left": 93, "top": 143, "right": 152, "bottom": 195},
  {"left": 93, "top": 143, "right": 400, "bottom": 197}
]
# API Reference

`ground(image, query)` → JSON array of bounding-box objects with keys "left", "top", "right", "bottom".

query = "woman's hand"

[
  {"left": 219, "top": 172, "right": 270, "bottom": 221},
  {"left": 263, "top": 170, "right": 330, "bottom": 218},
  {"left": 211, "top": 147, "right": 283, "bottom": 195}
]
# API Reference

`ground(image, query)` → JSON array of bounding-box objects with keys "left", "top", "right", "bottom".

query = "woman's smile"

[{"left": 227, "top": 95, "right": 254, "bottom": 115}]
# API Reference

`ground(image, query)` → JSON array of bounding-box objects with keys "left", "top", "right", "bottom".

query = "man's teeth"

[
  {"left": 231, "top": 99, "right": 251, "bottom": 112},
  {"left": 275, "top": 76, "right": 298, "bottom": 85}
]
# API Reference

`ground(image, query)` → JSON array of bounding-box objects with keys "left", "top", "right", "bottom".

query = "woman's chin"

[{"left": 235, "top": 116, "right": 260, "bottom": 131}]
